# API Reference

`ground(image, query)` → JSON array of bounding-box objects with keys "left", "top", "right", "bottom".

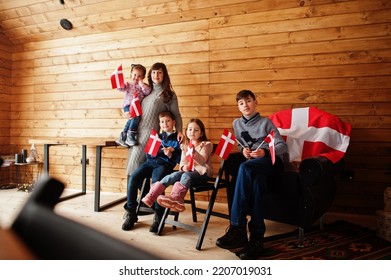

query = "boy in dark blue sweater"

[{"left": 122, "top": 111, "right": 181, "bottom": 233}]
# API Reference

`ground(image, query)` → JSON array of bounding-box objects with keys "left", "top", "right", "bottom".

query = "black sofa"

[{"left": 224, "top": 152, "right": 342, "bottom": 246}]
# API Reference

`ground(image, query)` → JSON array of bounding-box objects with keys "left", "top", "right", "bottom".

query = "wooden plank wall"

[
  {"left": 2, "top": 0, "right": 391, "bottom": 215},
  {"left": 0, "top": 34, "right": 12, "bottom": 156}
]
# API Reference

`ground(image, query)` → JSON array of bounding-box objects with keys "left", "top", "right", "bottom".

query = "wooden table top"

[{"left": 28, "top": 138, "right": 118, "bottom": 146}]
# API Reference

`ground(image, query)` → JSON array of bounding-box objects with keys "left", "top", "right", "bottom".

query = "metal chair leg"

[
  {"left": 319, "top": 215, "right": 325, "bottom": 230},
  {"left": 190, "top": 188, "right": 197, "bottom": 222},
  {"left": 297, "top": 227, "right": 304, "bottom": 248},
  {"left": 157, "top": 208, "right": 170, "bottom": 235}
]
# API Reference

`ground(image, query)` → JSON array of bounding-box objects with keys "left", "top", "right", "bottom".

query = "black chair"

[
  {"left": 157, "top": 145, "right": 230, "bottom": 250},
  {"left": 11, "top": 175, "right": 158, "bottom": 259}
]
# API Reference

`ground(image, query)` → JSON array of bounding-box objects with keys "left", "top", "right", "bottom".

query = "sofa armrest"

[{"left": 299, "top": 156, "right": 339, "bottom": 187}]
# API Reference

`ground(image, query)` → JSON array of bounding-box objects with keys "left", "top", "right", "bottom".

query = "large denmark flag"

[
  {"left": 269, "top": 107, "right": 351, "bottom": 163},
  {"left": 130, "top": 92, "right": 142, "bottom": 118},
  {"left": 144, "top": 129, "right": 162, "bottom": 157},
  {"left": 110, "top": 64, "right": 124, "bottom": 89},
  {"left": 215, "top": 129, "right": 236, "bottom": 160}
]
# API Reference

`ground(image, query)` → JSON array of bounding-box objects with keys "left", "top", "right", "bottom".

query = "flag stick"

[
  {"left": 236, "top": 139, "right": 247, "bottom": 149},
  {"left": 256, "top": 130, "right": 274, "bottom": 150},
  {"left": 255, "top": 140, "right": 265, "bottom": 151}
]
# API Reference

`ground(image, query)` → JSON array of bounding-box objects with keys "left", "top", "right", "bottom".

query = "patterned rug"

[{"left": 260, "top": 221, "right": 391, "bottom": 260}]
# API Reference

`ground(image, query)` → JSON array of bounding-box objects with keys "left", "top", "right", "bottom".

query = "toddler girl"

[{"left": 116, "top": 64, "right": 151, "bottom": 146}]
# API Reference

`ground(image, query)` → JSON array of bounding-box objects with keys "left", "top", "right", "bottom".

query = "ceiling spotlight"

[
  {"left": 59, "top": 0, "right": 65, "bottom": 4},
  {"left": 60, "top": 19, "right": 73, "bottom": 30}
]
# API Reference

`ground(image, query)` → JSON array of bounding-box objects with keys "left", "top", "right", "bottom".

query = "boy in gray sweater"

[{"left": 216, "top": 90, "right": 288, "bottom": 260}]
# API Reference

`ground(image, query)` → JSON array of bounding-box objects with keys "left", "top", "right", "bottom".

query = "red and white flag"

[
  {"left": 186, "top": 141, "right": 195, "bottom": 171},
  {"left": 144, "top": 128, "right": 162, "bottom": 157},
  {"left": 215, "top": 129, "right": 236, "bottom": 160},
  {"left": 264, "top": 130, "right": 275, "bottom": 165},
  {"left": 130, "top": 92, "right": 142, "bottom": 118},
  {"left": 110, "top": 64, "right": 125, "bottom": 89},
  {"left": 269, "top": 107, "right": 351, "bottom": 163}
]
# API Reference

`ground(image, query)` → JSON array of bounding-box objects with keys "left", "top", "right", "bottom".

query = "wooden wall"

[
  {"left": 0, "top": 33, "right": 11, "bottom": 156},
  {"left": 2, "top": 0, "right": 391, "bottom": 215}
]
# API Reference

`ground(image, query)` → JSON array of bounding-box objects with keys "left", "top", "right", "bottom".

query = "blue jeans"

[
  {"left": 230, "top": 155, "right": 284, "bottom": 236},
  {"left": 123, "top": 116, "right": 141, "bottom": 132},
  {"left": 126, "top": 158, "right": 173, "bottom": 210},
  {"left": 160, "top": 171, "right": 210, "bottom": 189}
]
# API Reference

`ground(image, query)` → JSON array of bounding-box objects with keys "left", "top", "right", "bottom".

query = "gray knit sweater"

[
  {"left": 233, "top": 112, "right": 288, "bottom": 160},
  {"left": 126, "top": 84, "right": 183, "bottom": 175}
]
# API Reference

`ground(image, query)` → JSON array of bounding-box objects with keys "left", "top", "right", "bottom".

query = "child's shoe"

[
  {"left": 125, "top": 131, "right": 138, "bottom": 146},
  {"left": 216, "top": 225, "right": 248, "bottom": 251},
  {"left": 122, "top": 204, "right": 138, "bottom": 231},
  {"left": 141, "top": 182, "right": 165, "bottom": 208},
  {"left": 238, "top": 234, "right": 264, "bottom": 260},
  {"left": 157, "top": 182, "right": 188, "bottom": 212},
  {"left": 115, "top": 132, "right": 128, "bottom": 147}
]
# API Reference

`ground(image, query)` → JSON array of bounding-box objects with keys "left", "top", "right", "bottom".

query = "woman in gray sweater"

[{"left": 123, "top": 62, "right": 183, "bottom": 230}]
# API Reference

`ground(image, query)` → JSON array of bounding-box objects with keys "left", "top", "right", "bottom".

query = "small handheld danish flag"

[
  {"left": 186, "top": 141, "right": 195, "bottom": 171},
  {"left": 215, "top": 129, "right": 236, "bottom": 160},
  {"left": 144, "top": 129, "right": 162, "bottom": 157},
  {"left": 110, "top": 64, "right": 124, "bottom": 89},
  {"left": 130, "top": 92, "right": 142, "bottom": 118},
  {"left": 264, "top": 130, "right": 275, "bottom": 165}
]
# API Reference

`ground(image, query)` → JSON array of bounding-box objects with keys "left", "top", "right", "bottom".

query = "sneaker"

[
  {"left": 122, "top": 209, "right": 138, "bottom": 231},
  {"left": 238, "top": 236, "right": 264, "bottom": 260},
  {"left": 125, "top": 131, "right": 138, "bottom": 146},
  {"left": 216, "top": 225, "right": 248, "bottom": 251},
  {"left": 116, "top": 132, "right": 128, "bottom": 147}
]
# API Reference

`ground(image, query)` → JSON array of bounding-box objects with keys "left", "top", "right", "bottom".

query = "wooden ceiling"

[{"left": 0, "top": 0, "right": 183, "bottom": 45}]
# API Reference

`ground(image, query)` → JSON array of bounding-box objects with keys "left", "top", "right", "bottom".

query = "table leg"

[
  {"left": 81, "top": 145, "right": 87, "bottom": 193},
  {"left": 43, "top": 144, "right": 50, "bottom": 173},
  {"left": 58, "top": 145, "right": 87, "bottom": 202},
  {"left": 94, "top": 146, "right": 102, "bottom": 212},
  {"left": 94, "top": 145, "right": 126, "bottom": 212}
]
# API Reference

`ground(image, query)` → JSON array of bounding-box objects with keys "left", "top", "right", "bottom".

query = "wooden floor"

[{"left": 0, "top": 186, "right": 377, "bottom": 260}]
